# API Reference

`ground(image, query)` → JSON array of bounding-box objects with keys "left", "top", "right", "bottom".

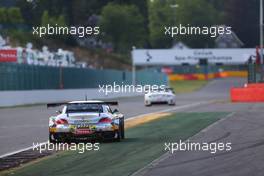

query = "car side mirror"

[
  {"left": 112, "top": 109, "right": 119, "bottom": 114},
  {"left": 56, "top": 110, "right": 62, "bottom": 115}
]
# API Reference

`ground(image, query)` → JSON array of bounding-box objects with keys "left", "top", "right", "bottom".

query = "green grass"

[
  {"left": 2, "top": 112, "right": 228, "bottom": 176},
  {"left": 170, "top": 80, "right": 208, "bottom": 94}
]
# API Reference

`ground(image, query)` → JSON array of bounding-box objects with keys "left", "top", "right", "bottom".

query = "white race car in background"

[
  {"left": 144, "top": 88, "right": 176, "bottom": 106},
  {"left": 48, "top": 100, "right": 124, "bottom": 143}
]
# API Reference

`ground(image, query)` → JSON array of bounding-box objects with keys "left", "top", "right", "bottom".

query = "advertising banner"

[
  {"left": 0, "top": 49, "right": 17, "bottom": 62},
  {"left": 132, "top": 49, "right": 255, "bottom": 65}
]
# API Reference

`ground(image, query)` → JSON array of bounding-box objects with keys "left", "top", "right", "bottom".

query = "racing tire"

[
  {"left": 120, "top": 117, "right": 125, "bottom": 139},
  {"left": 114, "top": 130, "right": 121, "bottom": 142},
  {"left": 49, "top": 132, "right": 69, "bottom": 143},
  {"left": 145, "top": 102, "right": 152, "bottom": 107},
  {"left": 168, "top": 100, "right": 176, "bottom": 106},
  {"left": 49, "top": 132, "right": 57, "bottom": 144}
]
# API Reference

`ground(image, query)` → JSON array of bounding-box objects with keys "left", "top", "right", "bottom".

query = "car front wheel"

[
  {"left": 145, "top": 101, "right": 152, "bottom": 106},
  {"left": 168, "top": 100, "right": 176, "bottom": 106}
]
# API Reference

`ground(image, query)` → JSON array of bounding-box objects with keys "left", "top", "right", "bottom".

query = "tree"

[
  {"left": 7, "top": 7, "right": 24, "bottom": 24},
  {"left": 224, "top": 0, "right": 259, "bottom": 47},
  {"left": 57, "top": 15, "right": 66, "bottom": 26},
  {"left": 206, "top": 0, "right": 226, "bottom": 12},
  {"left": 148, "top": 0, "right": 220, "bottom": 48},
  {"left": 17, "top": 0, "right": 70, "bottom": 25},
  {"left": 175, "top": 0, "right": 220, "bottom": 48},
  {"left": 100, "top": 3, "right": 146, "bottom": 53},
  {"left": 0, "top": 8, "right": 7, "bottom": 23},
  {"left": 148, "top": 0, "right": 175, "bottom": 48},
  {"left": 68, "top": 0, "right": 149, "bottom": 27},
  {"left": 41, "top": 10, "right": 49, "bottom": 26},
  {"left": 41, "top": 10, "right": 66, "bottom": 26}
]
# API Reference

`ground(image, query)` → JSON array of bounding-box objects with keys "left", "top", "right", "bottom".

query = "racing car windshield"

[
  {"left": 150, "top": 88, "right": 173, "bottom": 93},
  {"left": 66, "top": 103, "right": 103, "bottom": 113}
]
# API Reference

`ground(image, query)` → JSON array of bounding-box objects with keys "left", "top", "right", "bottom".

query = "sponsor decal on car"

[
  {"left": 74, "top": 129, "right": 94, "bottom": 135},
  {"left": 49, "top": 127, "right": 57, "bottom": 133}
]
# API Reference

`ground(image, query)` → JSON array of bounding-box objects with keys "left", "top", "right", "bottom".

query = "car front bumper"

[
  {"left": 49, "top": 123, "right": 120, "bottom": 141},
  {"left": 145, "top": 98, "right": 175, "bottom": 103},
  {"left": 49, "top": 131, "right": 118, "bottom": 141}
]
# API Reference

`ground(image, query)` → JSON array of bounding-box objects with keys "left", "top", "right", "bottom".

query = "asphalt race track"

[
  {"left": 135, "top": 83, "right": 264, "bottom": 176},
  {"left": 137, "top": 107, "right": 264, "bottom": 176},
  {"left": 0, "top": 78, "right": 244, "bottom": 158}
]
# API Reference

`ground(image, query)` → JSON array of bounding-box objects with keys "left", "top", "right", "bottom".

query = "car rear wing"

[{"left": 47, "top": 101, "right": 118, "bottom": 108}]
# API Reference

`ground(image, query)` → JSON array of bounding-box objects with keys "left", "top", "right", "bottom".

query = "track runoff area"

[{"left": 2, "top": 78, "right": 263, "bottom": 176}]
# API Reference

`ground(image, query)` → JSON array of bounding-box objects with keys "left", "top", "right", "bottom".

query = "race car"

[
  {"left": 48, "top": 100, "right": 125, "bottom": 143},
  {"left": 144, "top": 87, "right": 176, "bottom": 106}
]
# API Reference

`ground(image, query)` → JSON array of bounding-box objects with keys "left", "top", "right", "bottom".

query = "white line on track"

[
  {"left": 0, "top": 100, "right": 213, "bottom": 159},
  {"left": 0, "top": 142, "right": 48, "bottom": 158},
  {"left": 200, "top": 112, "right": 235, "bottom": 133}
]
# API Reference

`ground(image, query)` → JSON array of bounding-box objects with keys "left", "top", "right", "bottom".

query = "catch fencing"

[{"left": 0, "top": 63, "right": 168, "bottom": 91}]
